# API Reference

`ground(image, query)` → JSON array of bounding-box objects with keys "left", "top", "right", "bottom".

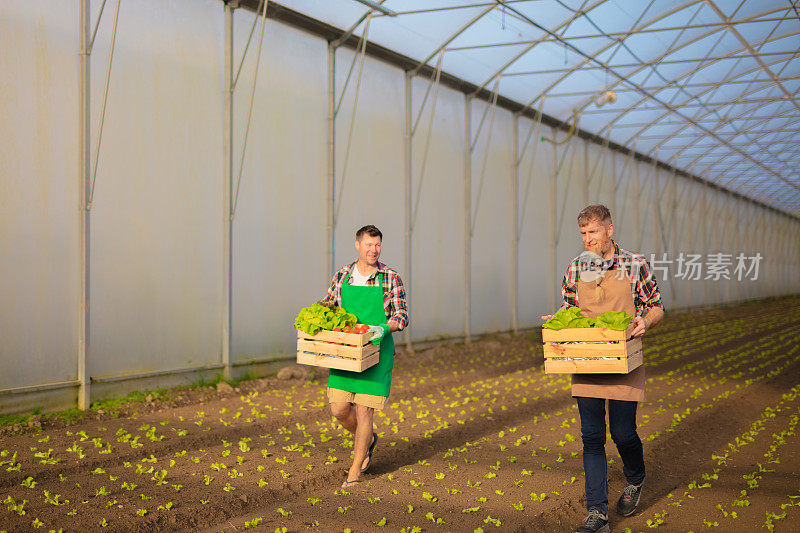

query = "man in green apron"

[
  {"left": 323, "top": 225, "right": 409, "bottom": 489},
  {"left": 544, "top": 205, "right": 664, "bottom": 533}
]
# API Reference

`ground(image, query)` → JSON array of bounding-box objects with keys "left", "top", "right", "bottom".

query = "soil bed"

[{"left": 1, "top": 297, "right": 799, "bottom": 532}]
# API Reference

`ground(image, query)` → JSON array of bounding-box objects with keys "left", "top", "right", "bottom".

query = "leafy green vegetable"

[
  {"left": 594, "top": 310, "right": 634, "bottom": 330},
  {"left": 294, "top": 303, "right": 357, "bottom": 335},
  {"left": 543, "top": 307, "right": 595, "bottom": 330},
  {"left": 543, "top": 307, "right": 632, "bottom": 330}
]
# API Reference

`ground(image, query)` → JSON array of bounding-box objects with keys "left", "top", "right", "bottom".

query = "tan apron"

[{"left": 571, "top": 268, "right": 646, "bottom": 402}]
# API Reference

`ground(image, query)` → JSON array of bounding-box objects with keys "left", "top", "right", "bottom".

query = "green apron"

[{"left": 327, "top": 272, "right": 394, "bottom": 397}]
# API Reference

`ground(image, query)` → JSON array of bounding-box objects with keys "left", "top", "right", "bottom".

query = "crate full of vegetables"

[
  {"left": 294, "top": 303, "right": 379, "bottom": 372},
  {"left": 541, "top": 307, "right": 642, "bottom": 374}
]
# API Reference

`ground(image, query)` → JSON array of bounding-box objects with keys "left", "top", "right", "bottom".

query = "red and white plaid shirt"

[{"left": 324, "top": 261, "right": 409, "bottom": 329}]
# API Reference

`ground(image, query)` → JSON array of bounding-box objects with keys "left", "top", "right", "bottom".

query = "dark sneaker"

[
  {"left": 576, "top": 508, "right": 610, "bottom": 533},
  {"left": 616, "top": 481, "right": 643, "bottom": 516}
]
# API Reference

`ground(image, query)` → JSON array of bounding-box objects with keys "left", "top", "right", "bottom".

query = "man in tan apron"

[
  {"left": 323, "top": 225, "right": 408, "bottom": 489},
  {"left": 545, "top": 205, "right": 664, "bottom": 533}
]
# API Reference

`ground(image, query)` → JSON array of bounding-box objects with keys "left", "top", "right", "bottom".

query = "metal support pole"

[
  {"left": 610, "top": 149, "right": 616, "bottom": 223},
  {"left": 633, "top": 158, "right": 640, "bottom": 250},
  {"left": 714, "top": 193, "right": 725, "bottom": 304},
  {"left": 464, "top": 96, "right": 472, "bottom": 343},
  {"left": 765, "top": 211, "right": 770, "bottom": 297},
  {"left": 765, "top": 212, "right": 771, "bottom": 296},
  {"left": 652, "top": 165, "right": 660, "bottom": 259},
  {"left": 403, "top": 71, "right": 413, "bottom": 350},
  {"left": 780, "top": 217, "right": 785, "bottom": 294},
  {"left": 701, "top": 185, "right": 708, "bottom": 307},
  {"left": 771, "top": 210, "right": 777, "bottom": 297},
  {"left": 734, "top": 195, "right": 741, "bottom": 302},
  {"left": 724, "top": 192, "right": 733, "bottom": 303},
  {"left": 551, "top": 138, "right": 557, "bottom": 314},
  {"left": 78, "top": 0, "right": 91, "bottom": 410},
  {"left": 582, "top": 139, "right": 589, "bottom": 206},
  {"left": 742, "top": 203, "right": 750, "bottom": 301},
  {"left": 670, "top": 172, "right": 677, "bottom": 309},
  {"left": 784, "top": 218, "right": 790, "bottom": 294},
  {"left": 792, "top": 221, "right": 797, "bottom": 293},
  {"left": 769, "top": 213, "right": 776, "bottom": 295},
  {"left": 682, "top": 181, "right": 694, "bottom": 310},
  {"left": 511, "top": 113, "right": 519, "bottom": 334},
  {"left": 794, "top": 220, "right": 797, "bottom": 294},
  {"left": 756, "top": 207, "right": 764, "bottom": 296},
  {"left": 782, "top": 218, "right": 787, "bottom": 294},
  {"left": 222, "top": 3, "right": 234, "bottom": 381},
  {"left": 327, "top": 44, "right": 336, "bottom": 277}
]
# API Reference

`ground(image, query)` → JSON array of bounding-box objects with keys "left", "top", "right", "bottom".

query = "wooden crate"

[
  {"left": 297, "top": 326, "right": 379, "bottom": 372},
  {"left": 542, "top": 324, "right": 642, "bottom": 374}
]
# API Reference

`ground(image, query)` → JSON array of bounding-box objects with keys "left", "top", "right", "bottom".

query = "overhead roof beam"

[
  {"left": 706, "top": 0, "right": 800, "bottom": 114},
  {"left": 606, "top": 31, "right": 795, "bottom": 138},
  {"left": 369, "top": 1, "right": 534, "bottom": 18},
  {"left": 332, "top": 0, "right": 387, "bottom": 48},
  {"left": 239, "top": 1, "right": 800, "bottom": 220},
  {"left": 469, "top": 0, "right": 610, "bottom": 96},
  {"left": 618, "top": 39, "right": 799, "bottom": 146},
  {"left": 670, "top": 98, "right": 794, "bottom": 166},
  {"left": 552, "top": 83, "right": 797, "bottom": 101},
  {"left": 410, "top": 4, "right": 496, "bottom": 76},
  {"left": 514, "top": 1, "right": 706, "bottom": 112},
  {"left": 447, "top": 9, "right": 792, "bottom": 48},
  {"left": 652, "top": 83, "right": 799, "bottom": 174},
  {"left": 502, "top": 50, "right": 800, "bottom": 76}
]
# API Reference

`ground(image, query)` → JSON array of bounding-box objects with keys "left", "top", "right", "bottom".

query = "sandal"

[
  {"left": 341, "top": 478, "right": 363, "bottom": 490},
  {"left": 361, "top": 432, "right": 378, "bottom": 473}
]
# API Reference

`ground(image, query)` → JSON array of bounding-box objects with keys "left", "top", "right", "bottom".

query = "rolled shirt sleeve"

[
  {"left": 635, "top": 259, "right": 664, "bottom": 315},
  {"left": 560, "top": 265, "right": 579, "bottom": 310},
  {"left": 385, "top": 272, "right": 409, "bottom": 330}
]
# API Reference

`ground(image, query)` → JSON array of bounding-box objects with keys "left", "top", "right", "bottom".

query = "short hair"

[
  {"left": 356, "top": 224, "right": 382, "bottom": 241},
  {"left": 578, "top": 205, "right": 612, "bottom": 226}
]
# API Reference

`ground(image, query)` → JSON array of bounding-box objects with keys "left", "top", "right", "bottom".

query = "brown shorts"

[{"left": 327, "top": 387, "right": 388, "bottom": 410}]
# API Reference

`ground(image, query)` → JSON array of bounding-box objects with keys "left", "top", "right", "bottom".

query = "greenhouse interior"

[{"left": 1, "top": 1, "right": 799, "bottom": 531}]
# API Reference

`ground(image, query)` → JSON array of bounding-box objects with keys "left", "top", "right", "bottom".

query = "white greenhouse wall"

[
  {"left": 0, "top": 1, "right": 80, "bottom": 391},
  {"left": 89, "top": 0, "right": 224, "bottom": 379},
  {"left": 407, "top": 76, "right": 466, "bottom": 342},
  {"left": 229, "top": 11, "right": 328, "bottom": 361},
  {"left": 1, "top": 0, "right": 799, "bottom": 414}
]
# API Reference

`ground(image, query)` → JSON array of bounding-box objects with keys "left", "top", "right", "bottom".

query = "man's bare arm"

[{"left": 631, "top": 306, "right": 664, "bottom": 338}]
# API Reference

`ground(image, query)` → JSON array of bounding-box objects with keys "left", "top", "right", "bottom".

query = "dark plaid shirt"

[
  {"left": 324, "top": 261, "right": 409, "bottom": 329},
  {"left": 561, "top": 240, "right": 663, "bottom": 316}
]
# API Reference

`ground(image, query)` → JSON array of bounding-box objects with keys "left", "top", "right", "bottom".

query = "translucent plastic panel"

[{"left": 274, "top": 0, "right": 800, "bottom": 214}]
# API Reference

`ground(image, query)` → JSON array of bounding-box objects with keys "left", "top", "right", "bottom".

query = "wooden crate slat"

[
  {"left": 544, "top": 349, "right": 642, "bottom": 374},
  {"left": 297, "top": 339, "right": 378, "bottom": 359},
  {"left": 543, "top": 336, "right": 642, "bottom": 358},
  {"left": 296, "top": 324, "right": 379, "bottom": 373},
  {"left": 297, "top": 350, "right": 379, "bottom": 372},
  {"left": 297, "top": 328, "right": 371, "bottom": 346},
  {"left": 541, "top": 324, "right": 642, "bottom": 375},
  {"left": 541, "top": 323, "right": 633, "bottom": 342}
]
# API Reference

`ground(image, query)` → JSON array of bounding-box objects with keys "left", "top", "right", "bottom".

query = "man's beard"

[{"left": 584, "top": 243, "right": 603, "bottom": 255}]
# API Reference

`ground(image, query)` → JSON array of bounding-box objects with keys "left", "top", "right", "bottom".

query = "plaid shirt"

[
  {"left": 324, "top": 261, "right": 409, "bottom": 329},
  {"left": 561, "top": 240, "right": 664, "bottom": 316}
]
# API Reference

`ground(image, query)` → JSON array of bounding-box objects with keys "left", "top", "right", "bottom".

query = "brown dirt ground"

[{"left": 1, "top": 296, "right": 799, "bottom": 533}]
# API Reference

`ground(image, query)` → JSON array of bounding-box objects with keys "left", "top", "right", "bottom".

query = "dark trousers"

[{"left": 575, "top": 396, "right": 646, "bottom": 514}]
